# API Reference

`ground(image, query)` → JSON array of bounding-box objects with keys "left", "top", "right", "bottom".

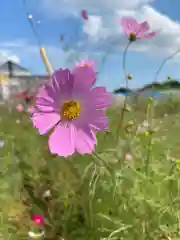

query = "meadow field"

[{"left": 1, "top": 96, "right": 180, "bottom": 239}]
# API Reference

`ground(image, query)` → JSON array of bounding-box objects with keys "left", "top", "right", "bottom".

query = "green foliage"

[
  {"left": 1, "top": 99, "right": 180, "bottom": 239},
  {"left": 114, "top": 80, "right": 180, "bottom": 94}
]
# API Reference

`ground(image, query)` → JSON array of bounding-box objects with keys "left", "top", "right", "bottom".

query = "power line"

[
  {"left": 21, "top": 0, "right": 53, "bottom": 75},
  {"left": 22, "top": 0, "right": 41, "bottom": 47}
]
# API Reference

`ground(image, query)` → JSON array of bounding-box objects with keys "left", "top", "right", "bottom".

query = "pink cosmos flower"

[
  {"left": 16, "top": 104, "right": 24, "bottom": 112},
  {"left": 120, "top": 17, "right": 156, "bottom": 41},
  {"left": 27, "top": 105, "right": 35, "bottom": 114},
  {"left": 75, "top": 60, "right": 96, "bottom": 69},
  {"left": 31, "top": 66, "right": 112, "bottom": 157},
  {"left": 81, "top": 10, "right": 88, "bottom": 20},
  {"left": 124, "top": 152, "right": 132, "bottom": 162},
  {"left": 32, "top": 215, "right": 44, "bottom": 225}
]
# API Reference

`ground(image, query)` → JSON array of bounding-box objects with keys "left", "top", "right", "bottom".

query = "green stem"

[
  {"left": 154, "top": 47, "right": 180, "bottom": 83},
  {"left": 66, "top": 157, "right": 81, "bottom": 180},
  {"left": 115, "top": 41, "right": 131, "bottom": 144},
  {"left": 146, "top": 47, "right": 180, "bottom": 175},
  {"left": 145, "top": 101, "right": 153, "bottom": 175},
  {"left": 92, "top": 152, "right": 112, "bottom": 175},
  {"left": 145, "top": 137, "right": 152, "bottom": 176},
  {"left": 92, "top": 152, "right": 117, "bottom": 202}
]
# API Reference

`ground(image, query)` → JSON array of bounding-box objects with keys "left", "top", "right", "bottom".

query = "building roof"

[
  {"left": 0, "top": 61, "right": 49, "bottom": 81},
  {"left": 0, "top": 60, "right": 31, "bottom": 76}
]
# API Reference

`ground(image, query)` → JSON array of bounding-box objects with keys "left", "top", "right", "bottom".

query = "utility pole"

[{"left": 7, "top": 60, "right": 13, "bottom": 78}]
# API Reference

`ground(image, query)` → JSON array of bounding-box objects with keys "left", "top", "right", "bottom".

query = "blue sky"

[{"left": 0, "top": 0, "right": 180, "bottom": 92}]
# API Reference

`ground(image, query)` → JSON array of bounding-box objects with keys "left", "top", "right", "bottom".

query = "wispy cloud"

[{"left": 38, "top": 0, "right": 180, "bottom": 60}]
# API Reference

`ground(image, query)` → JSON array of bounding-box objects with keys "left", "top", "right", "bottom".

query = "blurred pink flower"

[
  {"left": 13, "top": 88, "right": 34, "bottom": 104},
  {"left": 31, "top": 67, "right": 112, "bottom": 157},
  {"left": 16, "top": 104, "right": 23, "bottom": 112},
  {"left": 120, "top": 17, "right": 156, "bottom": 41},
  {"left": 124, "top": 152, "right": 132, "bottom": 161},
  {"left": 75, "top": 60, "right": 96, "bottom": 69},
  {"left": 32, "top": 215, "right": 44, "bottom": 225},
  {"left": 27, "top": 106, "right": 35, "bottom": 114},
  {"left": 81, "top": 10, "right": 88, "bottom": 20}
]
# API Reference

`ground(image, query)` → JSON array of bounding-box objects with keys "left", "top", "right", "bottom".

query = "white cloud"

[
  {"left": 40, "top": 0, "right": 180, "bottom": 59},
  {"left": 42, "top": 0, "right": 154, "bottom": 16},
  {"left": 44, "top": 45, "right": 75, "bottom": 69},
  {"left": 0, "top": 49, "right": 20, "bottom": 64},
  {"left": 7, "top": 55, "right": 20, "bottom": 63},
  {"left": 0, "top": 39, "right": 76, "bottom": 73},
  {"left": 82, "top": 5, "right": 180, "bottom": 58},
  {"left": 83, "top": 16, "right": 103, "bottom": 38}
]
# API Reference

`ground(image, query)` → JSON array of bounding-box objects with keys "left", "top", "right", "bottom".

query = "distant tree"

[
  {"left": 139, "top": 82, "right": 162, "bottom": 92},
  {"left": 113, "top": 80, "right": 180, "bottom": 94},
  {"left": 113, "top": 87, "right": 130, "bottom": 94},
  {"left": 163, "top": 80, "right": 180, "bottom": 88}
]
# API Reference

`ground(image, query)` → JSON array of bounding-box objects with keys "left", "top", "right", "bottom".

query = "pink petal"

[
  {"left": 36, "top": 88, "right": 59, "bottom": 113},
  {"left": 120, "top": 17, "right": 139, "bottom": 35},
  {"left": 36, "top": 69, "right": 74, "bottom": 111},
  {"left": 31, "top": 112, "right": 60, "bottom": 135},
  {"left": 75, "top": 126, "right": 96, "bottom": 154},
  {"left": 48, "top": 123, "right": 75, "bottom": 157},
  {"left": 36, "top": 97, "right": 58, "bottom": 112},
  {"left": 27, "top": 106, "right": 35, "bottom": 114},
  {"left": 35, "top": 84, "right": 58, "bottom": 112},
  {"left": 88, "top": 111, "right": 109, "bottom": 131},
  {"left": 73, "top": 66, "right": 96, "bottom": 92},
  {"left": 137, "top": 31, "right": 156, "bottom": 40},
  {"left": 36, "top": 84, "right": 54, "bottom": 103},
  {"left": 138, "top": 21, "right": 150, "bottom": 33},
  {"left": 72, "top": 87, "right": 111, "bottom": 129},
  {"left": 29, "top": 106, "right": 37, "bottom": 117},
  {"left": 52, "top": 69, "right": 73, "bottom": 100},
  {"left": 75, "top": 106, "right": 108, "bottom": 131},
  {"left": 88, "top": 87, "right": 113, "bottom": 109},
  {"left": 76, "top": 60, "right": 96, "bottom": 68}
]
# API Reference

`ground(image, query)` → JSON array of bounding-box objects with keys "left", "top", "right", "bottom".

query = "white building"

[{"left": 0, "top": 61, "right": 47, "bottom": 101}]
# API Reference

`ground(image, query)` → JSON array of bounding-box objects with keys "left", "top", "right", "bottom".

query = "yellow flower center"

[
  {"left": 61, "top": 100, "right": 81, "bottom": 120},
  {"left": 129, "top": 32, "right": 136, "bottom": 42},
  {"left": 83, "top": 63, "right": 89, "bottom": 67}
]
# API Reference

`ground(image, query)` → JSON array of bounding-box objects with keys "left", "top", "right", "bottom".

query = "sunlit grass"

[{"left": 1, "top": 99, "right": 180, "bottom": 239}]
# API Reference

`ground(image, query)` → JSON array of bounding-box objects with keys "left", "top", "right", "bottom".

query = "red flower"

[
  {"left": 13, "top": 88, "right": 34, "bottom": 104},
  {"left": 81, "top": 10, "right": 88, "bottom": 20},
  {"left": 32, "top": 215, "right": 44, "bottom": 225},
  {"left": 16, "top": 104, "right": 24, "bottom": 112},
  {"left": 14, "top": 88, "right": 28, "bottom": 99}
]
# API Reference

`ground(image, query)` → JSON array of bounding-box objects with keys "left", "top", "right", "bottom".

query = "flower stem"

[
  {"left": 92, "top": 152, "right": 112, "bottom": 175},
  {"left": 115, "top": 41, "right": 131, "bottom": 144},
  {"left": 154, "top": 47, "right": 180, "bottom": 82},
  {"left": 145, "top": 137, "right": 152, "bottom": 176},
  {"left": 144, "top": 43, "right": 180, "bottom": 175},
  {"left": 122, "top": 42, "right": 131, "bottom": 80}
]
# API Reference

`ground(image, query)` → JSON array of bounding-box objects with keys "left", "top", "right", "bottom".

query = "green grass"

[{"left": 1, "top": 100, "right": 180, "bottom": 239}]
